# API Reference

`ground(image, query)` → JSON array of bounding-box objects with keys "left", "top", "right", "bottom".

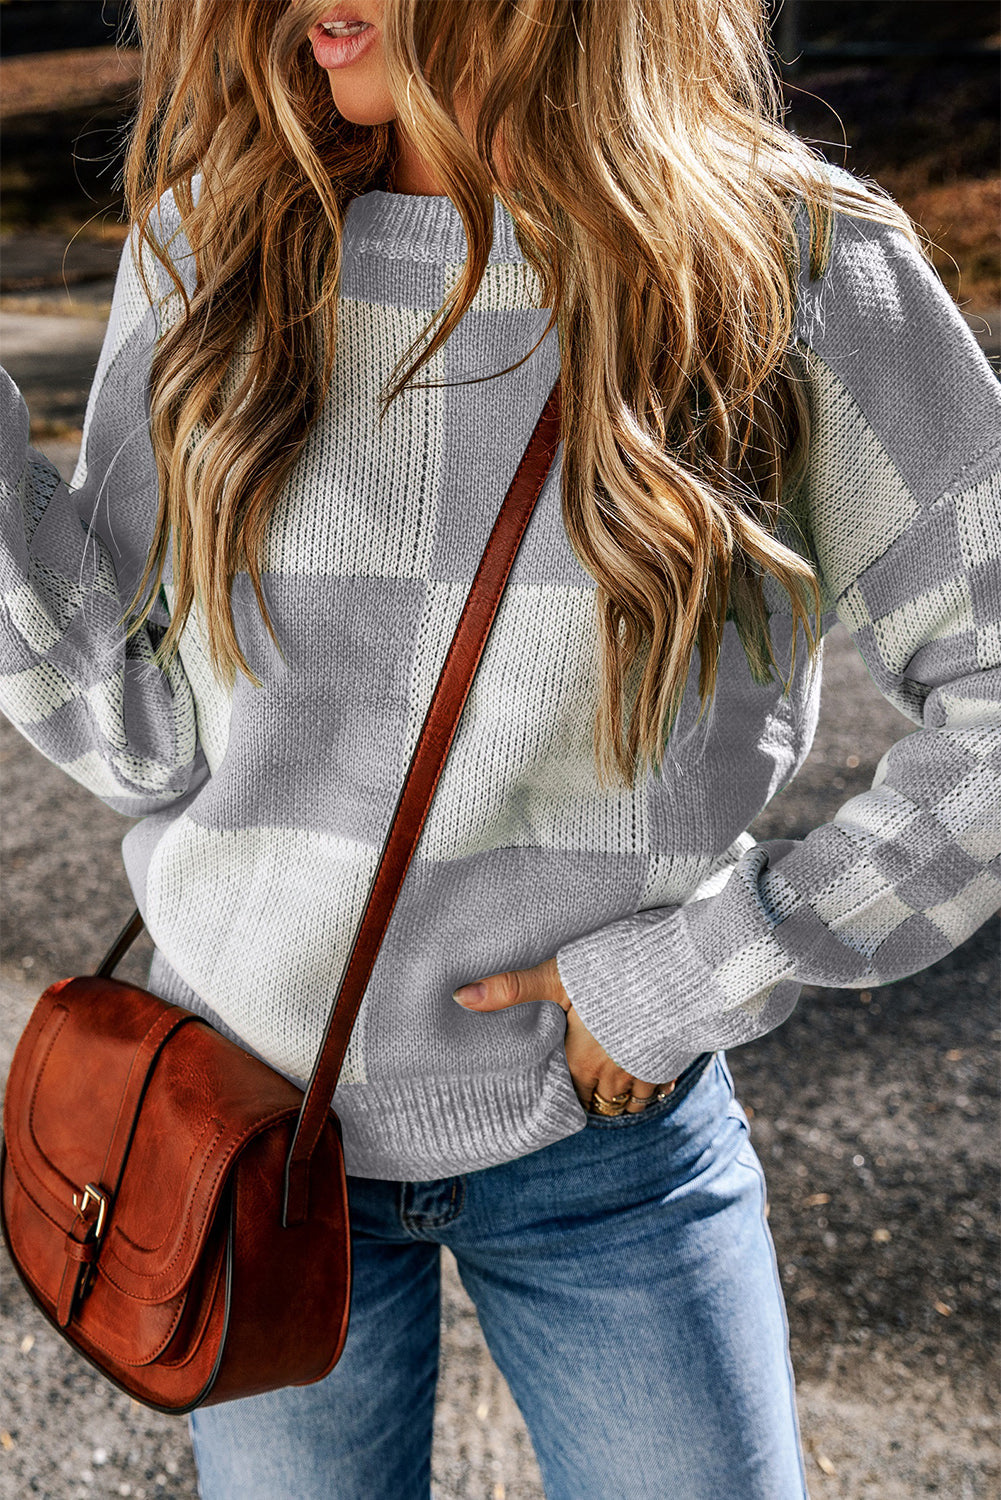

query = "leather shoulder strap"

[
  {"left": 92, "top": 381, "right": 563, "bottom": 1227},
  {"left": 283, "top": 380, "right": 563, "bottom": 1222}
]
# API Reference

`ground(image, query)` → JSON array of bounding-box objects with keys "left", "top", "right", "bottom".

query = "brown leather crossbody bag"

[{"left": 0, "top": 380, "right": 562, "bottom": 1415}]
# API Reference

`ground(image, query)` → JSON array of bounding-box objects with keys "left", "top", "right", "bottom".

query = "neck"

[{"left": 390, "top": 130, "right": 449, "bottom": 197}]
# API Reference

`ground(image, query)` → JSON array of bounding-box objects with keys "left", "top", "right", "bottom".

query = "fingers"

[
  {"left": 561, "top": 1004, "right": 676, "bottom": 1114},
  {"left": 625, "top": 1081, "right": 657, "bottom": 1114},
  {"left": 582, "top": 1068, "right": 655, "bottom": 1114},
  {"left": 584, "top": 1075, "right": 679, "bottom": 1115},
  {"left": 574, "top": 1062, "right": 632, "bottom": 1111}
]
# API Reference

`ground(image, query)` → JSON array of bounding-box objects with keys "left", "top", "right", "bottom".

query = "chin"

[{"left": 325, "top": 80, "right": 398, "bottom": 128}]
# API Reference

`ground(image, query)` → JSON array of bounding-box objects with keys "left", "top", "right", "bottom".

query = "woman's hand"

[{"left": 453, "top": 957, "right": 675, "bottom": 1113}]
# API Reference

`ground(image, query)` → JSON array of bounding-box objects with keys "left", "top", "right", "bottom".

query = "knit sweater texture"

[{"left": 2, "top": 169, "right": 1000, "bottom": 1179}]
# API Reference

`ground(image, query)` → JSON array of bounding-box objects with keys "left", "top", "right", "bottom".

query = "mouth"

[{"left": 309, "top": 10, "right": 377, "bottom": 67}]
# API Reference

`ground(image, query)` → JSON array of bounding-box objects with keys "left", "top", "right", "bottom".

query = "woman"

[{"left": 1, "top": 0, "right": 998, "bottom": 1495}]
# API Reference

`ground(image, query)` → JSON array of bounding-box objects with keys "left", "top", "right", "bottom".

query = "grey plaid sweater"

[{"left": 2, "top": 170, "right": 999, "bottom": 1179}]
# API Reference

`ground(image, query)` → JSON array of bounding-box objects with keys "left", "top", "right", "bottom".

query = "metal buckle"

[{"left": 71, "top": 1183, "right": 109, "bottom": 1241}]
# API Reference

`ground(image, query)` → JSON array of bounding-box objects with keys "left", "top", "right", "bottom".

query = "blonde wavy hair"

[{"left": 123, "top": 0, "right": 920, "bottom": 789}]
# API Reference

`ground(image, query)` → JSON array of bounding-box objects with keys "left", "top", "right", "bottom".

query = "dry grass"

[{"left": 879, "top": 174, "right": 1000, "bottom": 310}]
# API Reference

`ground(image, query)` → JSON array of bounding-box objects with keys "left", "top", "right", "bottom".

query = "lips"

[
  {"left": 309, "top": 14, "right": 377, "bottom": 69},
  {"left": 315, "top": 6, "right": 369, "bottom": 27}
]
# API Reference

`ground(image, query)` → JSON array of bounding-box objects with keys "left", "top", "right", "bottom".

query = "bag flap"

[{"left": 4, "top": 976, "right": 305, "bottom": 1346}]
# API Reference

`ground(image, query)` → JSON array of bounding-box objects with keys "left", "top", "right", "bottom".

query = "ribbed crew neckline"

[{"left": 342, "top": 188, "right": 525, "bottom": 264}]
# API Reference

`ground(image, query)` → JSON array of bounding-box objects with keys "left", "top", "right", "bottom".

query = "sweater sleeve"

[
  {"left": 554, "top": 205, "right": 1001, "bottom": 1083},
  {"left": 0, "top": 214, "right": 207, "bottom": 815}
]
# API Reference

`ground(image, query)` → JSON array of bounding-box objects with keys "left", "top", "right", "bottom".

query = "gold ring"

[
  {"left": 588, "top": 1081, "right": 677, "bottom": 1116},
  {"left": 588, "top": 1091, "right": 629, "bottom": 1116}
]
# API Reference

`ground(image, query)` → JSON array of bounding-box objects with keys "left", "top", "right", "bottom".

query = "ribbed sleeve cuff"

[
  {"left": 554, "top": 867, "right": 810, "bottom": 1083},
  {"left": 555, "top": 906, "right": 722, "bottom": 1082}
]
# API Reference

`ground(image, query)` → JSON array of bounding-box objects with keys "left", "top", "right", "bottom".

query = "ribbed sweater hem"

[
  {"left": 334, "top": 1060, "right": 591, "bottom": 1180},
  {"left": 335, "top": 1043, "right": 707, "bottom": 1180}
]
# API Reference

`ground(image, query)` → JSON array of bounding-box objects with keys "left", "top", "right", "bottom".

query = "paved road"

[{"left": 0, "top": 295, "right": 998, "bottom": 1499}]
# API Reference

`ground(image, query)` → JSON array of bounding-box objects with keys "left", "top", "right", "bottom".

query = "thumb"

[{"left": 453, "top": 956, "right": 569, "bottom": 1013}]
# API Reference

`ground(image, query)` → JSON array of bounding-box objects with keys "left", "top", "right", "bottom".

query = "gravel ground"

[{"left": 0, "top": 278, "right": 999, "bottom": 1500}]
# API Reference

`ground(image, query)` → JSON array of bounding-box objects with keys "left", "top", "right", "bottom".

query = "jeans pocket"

[{"left": 584, "top": 1051, "right": 716, "bottom": 1129}]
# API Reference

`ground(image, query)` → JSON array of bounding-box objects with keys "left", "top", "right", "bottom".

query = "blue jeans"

[{"left": 189, "top": 1052, "right": 810, "bottom": 1499}]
